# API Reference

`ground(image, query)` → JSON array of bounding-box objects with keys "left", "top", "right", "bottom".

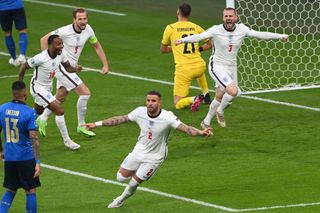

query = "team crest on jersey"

[
  {"left": 223, "top": 77, "right": 228, "bottom": 83},
  {"left": 52, "top": 62, "right": 56, "bottom": 68},
  {"left": 149, "top": 120, "right": 155, "bottom": 126},
  {"left": 228, "top": 35, "right": 233, "bottom": 42}
]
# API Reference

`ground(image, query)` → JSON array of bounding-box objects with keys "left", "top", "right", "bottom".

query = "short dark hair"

[
  {"left": 48, "top": 34, "right": 60, "bottom": 46},
  {"left": 73, "top": 8, "right": 87, "bottom": 18},
  {"left": 179, "top": 3, "right": 191, "bottom": 18},
  {"left": 224, "top": 7, "right": 237, "bottom": 15},
  {"left": 12, "top": 81, "right": 26, "bottom": 91},
  {"left": 147, "top": 91, "right": 161, "bottom": 99}
]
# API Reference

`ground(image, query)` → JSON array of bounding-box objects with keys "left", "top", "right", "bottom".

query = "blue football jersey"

[
  {"left": 0, "top": 100, "right": 37, "bottom": 161},
  {"left": 0, "top": 0, "right": 23, "bottom": 11}
]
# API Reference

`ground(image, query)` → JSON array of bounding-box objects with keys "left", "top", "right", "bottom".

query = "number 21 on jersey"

[{"left": 182, "top": 34, "right": 195, "bottom": 54}]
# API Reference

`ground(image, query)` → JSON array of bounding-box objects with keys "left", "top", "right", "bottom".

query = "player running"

[
  {"left": 38, "top": 8, "right": 110, "bottom": 138},
  {"left": 19, "top": 35, "right": 82, "bottom": 150},
  {"left": 175, "top": 8, "right": 288, "bottom": 128}
]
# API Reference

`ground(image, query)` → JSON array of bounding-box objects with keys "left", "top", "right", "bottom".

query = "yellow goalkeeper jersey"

[{"left": 161, "top": 21, "right": 205, "bottom": 65}]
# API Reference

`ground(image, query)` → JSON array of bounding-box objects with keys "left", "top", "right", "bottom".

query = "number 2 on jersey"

[
  {"left": 74, "top": 46, "right": 79, "bottom": 55},
  {"left": 5, "top": 118, "right": 19, "bottom": 143},
  {"left": 148, "top": 131, "right": 152, "bottom": 140},
  {"left": 182, "top": 34, "right": 195, "bottom": 54}
]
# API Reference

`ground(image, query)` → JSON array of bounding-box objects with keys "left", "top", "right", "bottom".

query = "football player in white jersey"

[
  {"left": 37, "top": 8, "right": 110, "bottom": 138},
  {"left": 19, "top": 34, "right": 82, "bottom": 150},
  {"left": 175, "top": 8, "right": 288, "bottom": 128},
  {"left": 83, "top": 91, "right": 213, "bottom": 208}
]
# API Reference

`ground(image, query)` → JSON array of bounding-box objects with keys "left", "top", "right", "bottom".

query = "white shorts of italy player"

[
  {"left": 30, "top": 83, "right": 55, "bottom": 108},
  {"left": 120, "top": 152, "right": 162, "bottom": 181},
  {"left": 55, "top": 65, "right": 83, "bottom": 91}
]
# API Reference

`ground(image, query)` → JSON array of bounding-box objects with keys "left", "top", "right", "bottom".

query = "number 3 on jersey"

[{"left": 182, "top": 34, "right": 195, "bottom": 54}]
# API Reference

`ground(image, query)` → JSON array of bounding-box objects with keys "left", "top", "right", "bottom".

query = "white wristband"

[{"left": 95, "top": 121, "right": 103, "bottom": 127}]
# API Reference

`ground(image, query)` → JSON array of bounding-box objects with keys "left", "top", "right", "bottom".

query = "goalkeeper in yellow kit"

[{"left": 160, "top": 3, "right": 212, "bottom": 111}]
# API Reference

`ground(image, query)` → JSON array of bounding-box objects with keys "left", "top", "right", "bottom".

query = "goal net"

[{"left": 234, "top": 0, "right": 320, "bottom": 94}]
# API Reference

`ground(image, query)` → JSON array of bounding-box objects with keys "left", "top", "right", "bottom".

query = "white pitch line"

[
  {"left": 42, "top": 163, "right": 237, "bottom": 212},
  {"left": 241, "top": 95, "right": 320, "bottom": 112},
  {"left": 0, "top": 51, "right": 319, "bottom": 112},
  {"left": 24, "top": 0, "right": 127, "bottom": 16},
  {"left": 236, "top": 202, "right": 320, "bottom": 212},
  {"left": 41, "top": 163, "right": 320, "bottom": 212}
]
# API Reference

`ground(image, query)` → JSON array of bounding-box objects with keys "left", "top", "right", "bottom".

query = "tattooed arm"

[
  {"left": 29, "top": 130, "right": 41, "bottom": 178},
  {"left": 84, "top": 115, "right": 130, "bottom": 130},
  {"left": 176, "top": 123, "right": 213, "bottom": 137}
]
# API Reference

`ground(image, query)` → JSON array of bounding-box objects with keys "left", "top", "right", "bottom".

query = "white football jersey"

[
  {"left": 128, "top": 107, "right": 181, "bottom": 163},
  {"left": 51, "top": 24, "right": 96, "bottom": 66},
  {"left": 27, "top": 50, "right": 68, "bottom": 87},
  {"left": 182, "top": 23, "right": 286, "bottom": 67}
]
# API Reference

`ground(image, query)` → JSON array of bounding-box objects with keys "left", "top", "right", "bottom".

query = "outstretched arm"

[
  {"left": 92, "top": 41, "right": 109, "bottom": 75},
  {"left": 247, "top": 29, "right": 288, "bottom": 41},
  {"left": 84, "top": 115, "right": 130, "bottom": 130},
  {"left": 176, "top": 123, "right": 213, "bottom": 137},
  {"left": 175, "top": 31, "right": 211, "bottom": 46}
]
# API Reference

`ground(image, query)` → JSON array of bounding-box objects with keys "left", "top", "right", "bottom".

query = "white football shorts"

[
  {"left": 55, "top": 65, "right": 83, "bottom": 91},
  {"left": 208, "top": 59, "right": 237, "bottom": 91},
  {"left": 30, "top": 83, "right": 55, "bottom": 108},
  {"left": 120, "top": 152, "right": 161, "bottom": 181}
]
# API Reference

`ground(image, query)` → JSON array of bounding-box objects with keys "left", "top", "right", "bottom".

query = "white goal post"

[{"left": 226, "top": 0, "right": 320, "bottom": 94}]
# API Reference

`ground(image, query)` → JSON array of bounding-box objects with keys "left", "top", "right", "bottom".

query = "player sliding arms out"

[{"left": 83, "top": 91, "right": 212, "bottom": 208}]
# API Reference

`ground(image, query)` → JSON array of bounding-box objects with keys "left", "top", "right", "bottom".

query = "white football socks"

[
  {"left": 40, "top": 108, "right": 52, "bottom": 121},
  {"left": 55, "top": 115, "right": 70, "bottom": 141},
  {"left": 203, "top": 98, "right": 221, "bottom": 125},
  {"left": 77, "top": 95, "right": 90, "bottom": 126},
  {"left": 118, "top": 178, "right": 139, "bottom": 203},
  {"left": 217, "top": 93, "right": 235, "bottom": 114}
]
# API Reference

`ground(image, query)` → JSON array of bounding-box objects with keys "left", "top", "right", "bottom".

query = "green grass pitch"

[{"left": 0, "top": 0, "right": 319, "bottom": 212}]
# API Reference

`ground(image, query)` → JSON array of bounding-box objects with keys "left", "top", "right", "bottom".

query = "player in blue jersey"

[
  {"left": 0, "top": 81, "right": 41, "bottom": 213},
  {"left": 0, "top": 0, "right": 28, "bottom": 66}
]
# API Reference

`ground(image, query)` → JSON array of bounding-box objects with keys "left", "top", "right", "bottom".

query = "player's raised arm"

[
  {"left": 40, "top": 32, "right": 51, "bottom": 51},
  {"left": 246, "top": 29, "right": 288, "bottom": 41},
  {"left": 174, "top": 30, "right": 211, "bottom": 46},
  {"left": 84, "top": 115, "right": 130, "bottom": 130},
  {"left": 176, "top": 123, "right": 213, "bottom": 137}
]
